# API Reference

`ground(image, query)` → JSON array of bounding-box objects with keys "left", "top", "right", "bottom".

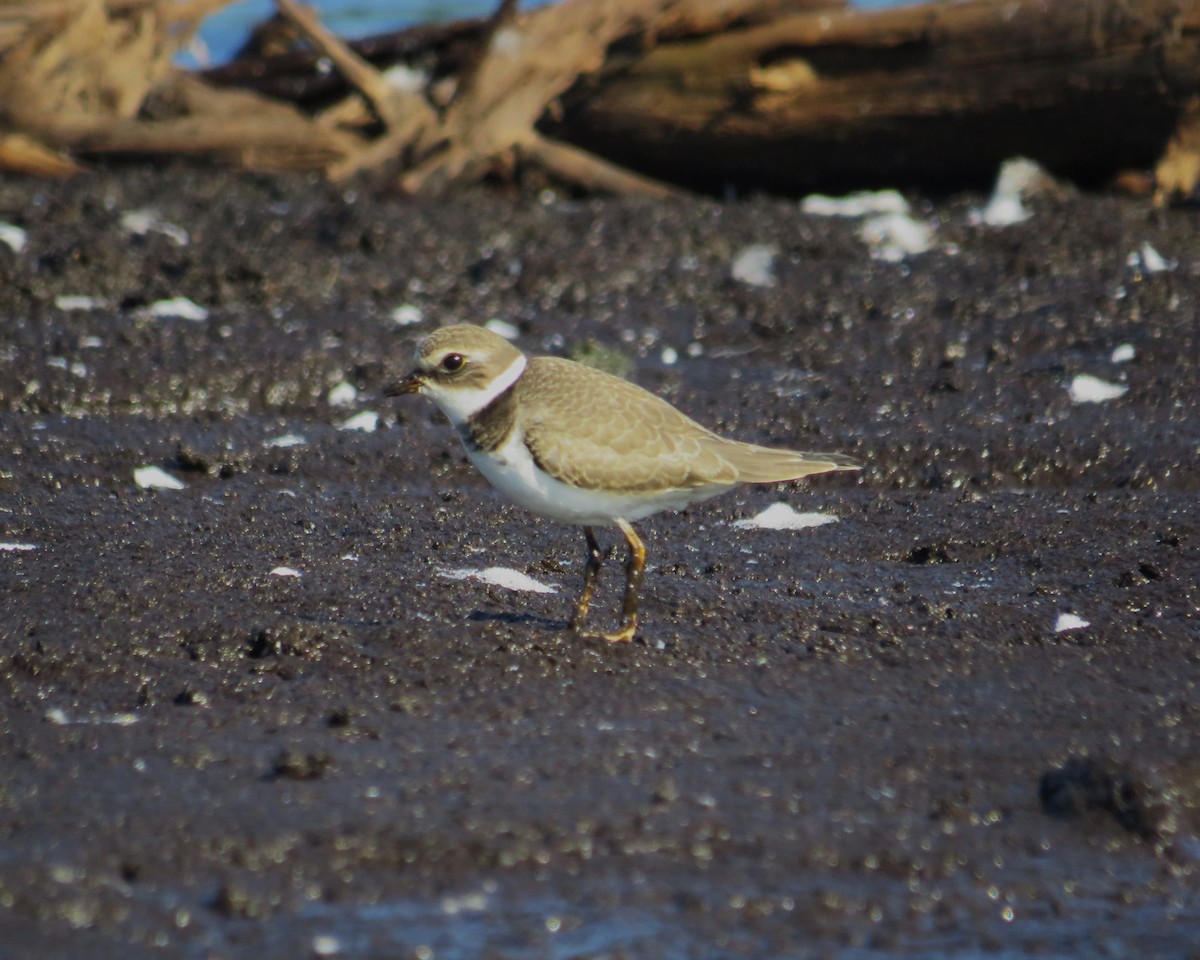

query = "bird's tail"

[{"left": 725, "top": 442, "right": 860, "bottom": 484}]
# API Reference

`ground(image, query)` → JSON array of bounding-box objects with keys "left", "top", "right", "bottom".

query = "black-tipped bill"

[{"left": 384, "top": 371, "right": 424, "bottom": 397}]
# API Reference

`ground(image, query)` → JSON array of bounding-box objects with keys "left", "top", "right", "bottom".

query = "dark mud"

[{"left": 0, "top": 166, "right": 1197, "bottom": 958}]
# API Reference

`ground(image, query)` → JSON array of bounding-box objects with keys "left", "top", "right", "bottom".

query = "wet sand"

[{"left": 0, "top": 166, "right": 1197, "bottom": 958}]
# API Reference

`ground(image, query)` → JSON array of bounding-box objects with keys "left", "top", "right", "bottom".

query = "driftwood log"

[
  {"left": 551, "top": 0, "right": 1200, "bottom": 196},
  {"left": 1, "top": 0, "right": 1199, "bottom": 201}
]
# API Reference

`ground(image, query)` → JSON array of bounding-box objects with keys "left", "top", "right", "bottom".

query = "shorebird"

[{"left": 388, "top": 325, "right": 858, "bottom": 641}]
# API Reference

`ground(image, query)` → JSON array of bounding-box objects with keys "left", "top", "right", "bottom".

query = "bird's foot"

[{"left": 574, "top": 621, "right": 637, "bottom": 644}]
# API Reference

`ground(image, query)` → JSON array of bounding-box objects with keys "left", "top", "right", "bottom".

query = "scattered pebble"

[
  {"left": 390, "top": 303, "right": 424, "bottom": 327},
  {"left": 1068, "top": 374, "right": 1128, "bottom": 404},
  {"left": 0, "top": 222, "right": 28, "bottom": 253},
  {"left": 730, "top": 243, "right": 778, "bottom": 288},
  {"left": 860, "top": 212, "right": 933, "bottom": 262},
  {"left": 264, "top": 433, "right": 307, "bottom": 448},
  {"left": 46, "top": 357, "right": 89, "bottom": 377},
  {"left": 1110, "top": 343, "right": 1136, "bottom": 364},
  {"left": 270, "top": 566, "right": 302, "bottom": 578},
  {"left": 327, "top": 381, "right": 358, "bottom": 407},
  {"left": 801, "top": 190, "right": 909, "bottom": 218},
  {"left": 733, "top": 503, "right": 839, "bottom": 530},
  {"left": 54, "top": 295, "right": 109, "bottom": 312},
  {"left": 0, "top": 542, "right": 37, "bottom": 552},
  {"left": 339, "top": 411, "right": 379, "bottom": 432},
  {"left": 1054, "top": 613, "right": 1090, "bottom": 633},
  {"left": 134, "top": 466, "right": 186, "bottom": 490},
  {"left": 141, "top": 297, "right": 209, "bottom": 322},
  {"left": 484, "top": 318, "right": 520, "bottom": 340},
  {"left": 121, "top": 208, "right": 190, "bottom": 246},
  {"left": 311, "top": 934, "right": 342, "bottom": 958},
  {"left": 439, "top": 566, "right": 558, "bottom": 594},
  {"left": 441, "top": 891, "right": 489, "bottom": 915}
]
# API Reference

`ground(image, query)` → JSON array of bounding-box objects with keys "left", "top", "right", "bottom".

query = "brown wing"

[{"left": 518, "top": 358, "right": 740, "bottom": 493}]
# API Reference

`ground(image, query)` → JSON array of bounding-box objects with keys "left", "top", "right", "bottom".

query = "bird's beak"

[{"left": 384, "top": 371, "right": 424, "bottom": 397}]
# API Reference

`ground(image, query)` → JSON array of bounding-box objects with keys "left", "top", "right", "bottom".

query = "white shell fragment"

[
  {"left": 264, "top": 433, "right": 306, "bottom": 449},
  {"left": 484, "top": 318, "right": 520, "bottom": 340},
  {"left": 975, "top": 158, "right": 1049, "bottom": 226},
  {"left": 733, "top": 503, "right": 839, "bottom": 530},
  {"left": 46, "top": 707, "right": 139, "bottom": 726},
  {"left": 1054, "top": 613, "right": 1090, "bottom": 633},
  {"left": 390, "top": 303, "right": 424, "bottom": 327},
  {"left": 0, "top": 542, "right": 37, "bottom": 552},
  {"left": 327, "top": 381, "right": 358, "bottom": 407},
  {"left": 121, "top": 208, "right": 190, "bottom": 246},
  {"left": 1068, "top": 374, "right": 1128, "bottom": 404},
  {"left": 141, "top": 297, "right": 209, "bottom": 322},
  {"left": 338, "top": 411, "right": 379, "bottom": 432},
  {"left": 270, "top": 566, "right": 302, "bottom": 578},
  {"left": 55, "top": 295, "right": 109, "bottom": 312},
  {"left": 1110, "top": 343, "right": 1136, "bottom": 364},
  {"left": 730, "top": 243, "right": 778, "bottom": 288},
  {"left": 860, "top": 212, "right": 933, "bottom": 262},
  {"left": 1130, "top": 241, "right": 1172, "bottom": 274},
  {"left": 134, "top": 466, "right": 186, "bottom": 490},
  {"left": 439, "top": 566, "right": 558, "bottom": 594},
  {"left": 801, "top": 190, "right": 910, "bottom": 218},
  {"left": 0, "top": 222, "right": 28, "bottom": 253}
]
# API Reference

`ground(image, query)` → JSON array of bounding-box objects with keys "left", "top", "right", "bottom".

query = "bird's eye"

[{"left": 441, "top": 353, "right": 465, "bottom": 372}]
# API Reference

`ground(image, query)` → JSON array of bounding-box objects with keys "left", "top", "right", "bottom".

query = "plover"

[{"left": 387, "top": 324, "right": 858, "bottom": 642}]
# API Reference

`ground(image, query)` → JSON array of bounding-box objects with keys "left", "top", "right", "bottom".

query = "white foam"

[
  {"left": 0, "top": 542, "right": 37, "bottom": 552},
  {"left": 730, "top": 243, "right": 778, "bottom": 288},
  {"left": 1054, "top": 613, "right": 1090, "bottom": 633},
  {"left": 1068, "top": 374, "right": 1128, "bottom": 404},
  {"left": 801, "top": 190, "right": 909, "bottom": 218},
  {"left": 134, "top": 466, "right": 186, "bottom": 490},
  {"left": 733, "top": 503, "right": 839, "bottom": 530},
  {"left": 339, "top": 410, "right": 379, "bottom": 432},
  {"left": 141, "top": 297, "right": 209, "bottom": 322},
  {"left": 439, "top": 566, "right": 558, "bottom": 594},
  {"left": 270, "top": 566, "right": 302, "bottom": 578}
]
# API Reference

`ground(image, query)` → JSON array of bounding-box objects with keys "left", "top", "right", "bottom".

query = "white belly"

[{"left": 466, "top": 430, "right": 726, "bottom": 525}]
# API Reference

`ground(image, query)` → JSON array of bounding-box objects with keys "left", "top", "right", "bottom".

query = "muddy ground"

[{"left": 0, "top": 165, "right": 1197, "bottom": 958}]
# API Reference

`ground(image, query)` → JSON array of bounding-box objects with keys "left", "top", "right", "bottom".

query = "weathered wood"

[
  {"left": 552, "top": 0, "right": 1200, "bottom": 192},
  {"left": 1, "top": 0, "right": 1197, "bottom": 197}
]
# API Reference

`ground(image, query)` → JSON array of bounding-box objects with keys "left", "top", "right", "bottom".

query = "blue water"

[{"left": 191, "top": 0, "right": 906, "bottom": 67}]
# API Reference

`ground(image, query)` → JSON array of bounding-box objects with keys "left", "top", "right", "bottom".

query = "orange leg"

[
  {"left": 573, "top": 520, "right": 645, "bottom": 643},
  {"left": 569, "top": 526, "right": 604, "bottom": 631}
]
